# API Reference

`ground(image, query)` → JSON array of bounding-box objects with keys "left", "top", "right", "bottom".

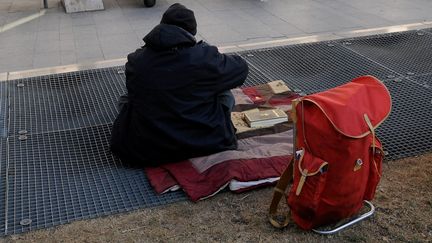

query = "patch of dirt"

[{"left": 2, "top": 154, "right": 432, "bottom": 243}]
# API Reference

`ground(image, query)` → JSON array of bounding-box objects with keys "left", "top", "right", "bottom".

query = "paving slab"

[{"left": 1, "top": 0, "right": 432, "bottom": 73}]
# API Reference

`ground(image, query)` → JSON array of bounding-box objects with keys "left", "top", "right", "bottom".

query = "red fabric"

[
  {"left": 145, "top": 167, "right": 178, "bottom": 194},
  {"left": 287, "top": 75, "right": 391, "bottom": 230},
  {"left": 241, "top": 87, "right": 266, "bottom": 104},
  {"left": 146, "top": 156, "right": 291, "bottom": 201},
  {"left": 162, "top": 155, "right": 291, "bottom": 201},
  {"left": 268, "top": 94, "right": 300, "bottom": 106},
  {"left": 145, "top": 131, "right": 294, "bottom": 198}
]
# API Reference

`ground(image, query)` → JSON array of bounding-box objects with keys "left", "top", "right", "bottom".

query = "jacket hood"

[
  {"left": 161, "top": 3, "right": 197, "bottom": 36},
  {"left": 143, "top": 24, "right": 196, "bottom": 50}
]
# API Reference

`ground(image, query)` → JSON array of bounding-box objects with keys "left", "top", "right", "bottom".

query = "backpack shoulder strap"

[{"left": 268, "top": 156, "right": 294, "bottom": 228}]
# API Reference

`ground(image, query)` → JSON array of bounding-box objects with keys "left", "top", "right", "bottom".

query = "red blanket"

[{"left": 145, "top": 83, "right": 299, "bottom": 201}]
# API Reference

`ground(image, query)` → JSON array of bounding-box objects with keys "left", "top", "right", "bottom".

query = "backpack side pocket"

[
  {"left": 364, "top": 142, "right": 383, "bottom": 200},
  {"left": 288, "top": 149, "right": 328, "bottom": 230}
]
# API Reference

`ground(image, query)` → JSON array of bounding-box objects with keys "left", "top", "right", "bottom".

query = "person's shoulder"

[
  {"left": 191, "top": 41, "right": 221, "bottom": 57},
  {"left": 127, "top": 46, "right": 146, "bottom": 61},
  {"left": 195, "top": 40, "right": 216, "bottom": 50}
]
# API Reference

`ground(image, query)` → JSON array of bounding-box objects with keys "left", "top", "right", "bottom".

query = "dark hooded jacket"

[{"left": 110, "top": 24, "right": 249, "bottom": 166}]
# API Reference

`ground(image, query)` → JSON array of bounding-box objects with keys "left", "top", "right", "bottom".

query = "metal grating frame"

[
  {"left": 407, "top": 73, "right": 432, "bottom": 90},
  {"left": 0, "top": 139, "right": 6, "bottom": 234},
  {"left": 0, "top": 82, "right": 7, "bottom": 138},
  {"left": 377, "top": 78, "right": 432, "bottom": 160},
  {"left": 239, "top": 42, "right": 399, "bottom": 94},
  {"left": 8, "top": 67, "right": 127, "bottom": 136},
  {"left": 0, "top": 64, "right": 271, "bottom": 236},
  {"left": 5, "top": 124, "right": 186, "bottom": 235},
  {"left": 339, "top": 30, "right": 432, "bottom": 77}
]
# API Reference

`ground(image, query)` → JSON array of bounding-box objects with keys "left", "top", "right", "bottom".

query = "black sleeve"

[{"left": 200, "top": 44, "right": 249, "bottom": 94}]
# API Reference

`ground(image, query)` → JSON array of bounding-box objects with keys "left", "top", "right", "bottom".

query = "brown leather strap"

[
  {"left": 364, "top": 114, "right": 382, "bottom": 178},
  {"left": 268, "top": 156, "right": 294, "bottom": 228}
]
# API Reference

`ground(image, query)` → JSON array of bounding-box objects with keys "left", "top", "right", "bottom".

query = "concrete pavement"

[{"left": 1, "top": 0, "right": 432, "bottom": 73}]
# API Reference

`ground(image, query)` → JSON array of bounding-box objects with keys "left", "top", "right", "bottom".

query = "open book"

[{"left": 244, "top": 108, "right": 288, "bottom": 128}]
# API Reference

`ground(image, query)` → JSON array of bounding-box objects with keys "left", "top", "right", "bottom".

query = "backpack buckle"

[{"left": 354, "top": 158, "right": 363, "bottom": 171}]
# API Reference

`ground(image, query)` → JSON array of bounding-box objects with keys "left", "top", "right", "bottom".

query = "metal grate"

[
  {"left": 377, "top": 78, "right": 432, "bottom": 160},
  {"left": 5, "top": 124, "right": 186, "bottom": 235},
  {"left": 239, "top": 42, "right": 399, "bottom": 94},
  {"left": 407, "top": 73, "right": 432, "bottom": 90},
  {"left": 0, "top": 82, "right": 7, "bottom": 138},
  {"left": 243, "top": 63, "right": 272, "bottom": 87},
  {"left": 0, "top": 139, "right": 6, "bottom": 235},
  {"left": 340, "top": 31, "right": 432, "bottom": 76},
  {"left": 424, "top": 28, "right": 432, "bottom": 34},
  {"left": 8, "top": 67, "right": 127, "bottom": 136}
]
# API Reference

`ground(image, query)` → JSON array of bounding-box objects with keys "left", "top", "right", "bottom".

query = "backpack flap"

[{"left": 301, "top": 75, "right": 391, "bottom": 138}]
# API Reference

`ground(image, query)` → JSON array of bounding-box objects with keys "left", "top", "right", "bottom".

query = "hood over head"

[
  {"left": 143, "top": 24, "right": 196, "bottom": 50},
  {"left": 160, "top": 3, "right": 197, "bottom": 36}
]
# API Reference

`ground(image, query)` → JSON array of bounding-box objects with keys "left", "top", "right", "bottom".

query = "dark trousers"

[{"left": 218, "top": 90, "right": 235, "bottom": 113}]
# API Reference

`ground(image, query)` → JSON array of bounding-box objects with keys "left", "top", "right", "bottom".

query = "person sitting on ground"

[{"left": 110, "top": 3, "right": 249, "bottom": 166}]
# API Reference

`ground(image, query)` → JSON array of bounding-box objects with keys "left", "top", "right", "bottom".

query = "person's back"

[{"left": 110, "top": 3, "right": 249, "bottom": 166}]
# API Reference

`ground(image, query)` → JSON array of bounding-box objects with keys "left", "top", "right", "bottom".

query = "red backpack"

[{"left": 269, "top": 75, "right": 392, "bottom": 230}]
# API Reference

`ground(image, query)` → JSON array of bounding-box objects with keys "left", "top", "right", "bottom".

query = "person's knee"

[{"left": 218, "top": 90, "right": 235, "bottom": 111}]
